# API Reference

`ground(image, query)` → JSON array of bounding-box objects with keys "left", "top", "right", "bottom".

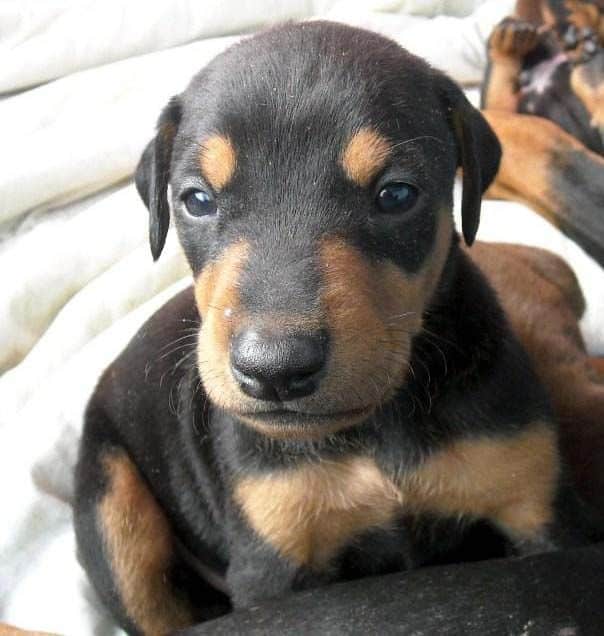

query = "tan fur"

[
  {"left": 470, "top": 241, "right": 604, "bottom": 516},
  {"left": 341, "top": 128, "right": 391, "bottom": 187},
  {"left": 401, "top": 423, "right": 559, "bottom": 538},
  {"left": 235, "top": 423, "right": 558, "bottom": 568},
  {"left": 483, "top": 58, "right": 522, "bottom": 112},
  {"left": 199, "top": 134, "right": 237, "bottom": 191},
  {"left": 317, "top": 213, "right": 452, "bottom": 413},
  {"left": 484, "top": 18, "right": 541, "bottom": 112},
  {"left": 564, "top": 0, "right": 604, "bottom": 39},
  {"left": 514, "top": 0, "right": 545, "bottom": 23},
  {"left": 235, "top": 456, "right": 401, "bottom": 569},
  {"left": 194, "top": 211, "right": 453, "bottom": 440},
  {"left": 482, "top": 110, "right": 599, "bottom": 223},
  {"left": 571, "top": 65, "right": 604, "bottom": 129},
  {"left": 99, "top": 453, "right": 193, "bottom": 635},
  {"left": 195, "top": 241, "right": 249, "bottom": 411}
]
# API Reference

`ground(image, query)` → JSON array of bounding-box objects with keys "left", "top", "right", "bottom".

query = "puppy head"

[{"left": 135, "top": 22, "right": 500, "bottom": 440}]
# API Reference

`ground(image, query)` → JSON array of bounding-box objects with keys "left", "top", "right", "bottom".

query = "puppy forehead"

[
  {"left": 199, "top": 134, "right": 236, "bottom": 192},
  {"left": 181, "top": 23, "right": 450, "bottom": 174},
  {"left": 341, "top": 128, "right": 391, "bottom": 187},
  {"left": 197, "top": 126, "right": 391, "bottom": 193}
]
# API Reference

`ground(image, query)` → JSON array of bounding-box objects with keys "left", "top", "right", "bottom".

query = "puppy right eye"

[
  {"left": 376, "top": 182, "right": 418, "bottom": 215},
  {"left": 183, "top": 189, "right": 217, "bottom": 218}
]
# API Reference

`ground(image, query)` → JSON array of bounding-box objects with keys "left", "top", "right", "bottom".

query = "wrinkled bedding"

[{"left": 1, "top": 0, "right": 603, "bottom": 633}]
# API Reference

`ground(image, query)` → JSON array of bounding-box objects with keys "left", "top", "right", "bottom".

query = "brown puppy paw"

[{"left": 489, "top": 18, "right": 542, "bottom": 63}]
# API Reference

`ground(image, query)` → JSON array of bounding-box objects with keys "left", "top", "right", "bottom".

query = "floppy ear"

[
  {"left": 135, "top": 96, "right": 183, "bottom": 260},
  {"left": 442, "top": 81, "right": 501, "bottom": 246}
]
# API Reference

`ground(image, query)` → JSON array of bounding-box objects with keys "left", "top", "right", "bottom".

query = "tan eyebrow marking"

[
  {"left": 341, "top": 127, "right": 391, "bottom": 187},
  {"left": 199, "top": 134, "right": 237, "bottom": 191}
]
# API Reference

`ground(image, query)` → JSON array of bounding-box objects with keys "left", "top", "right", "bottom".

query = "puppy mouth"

[{"left": 234, "top": 405, "right": 375, "bottom": 438}]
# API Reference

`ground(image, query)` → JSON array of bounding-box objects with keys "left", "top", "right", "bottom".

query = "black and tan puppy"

[{"left": 74, "top": 22, "right": 593, "bottom": 635}]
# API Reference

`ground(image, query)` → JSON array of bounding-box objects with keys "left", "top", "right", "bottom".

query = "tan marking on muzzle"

[
  {"left": 317, "top": 214, "right": 453, "bottom": 413},
  {"left": 198, "top": 215, "right": 453, "bottom": 439},
  {"left": 199, "top": 134, "right": 237, "bottom": 191},
  {"left": 341, "top": 128, "right": 391, "bottom": 187},
  {"left": 195, "top": 242, "right": 249, "bottom": 410},
  {"left": 98, "top": 452, "right": 193, "bottom": 634}
]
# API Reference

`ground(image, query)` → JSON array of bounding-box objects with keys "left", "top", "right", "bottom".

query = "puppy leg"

[
  {"left": 483, "top": 110, "right": 604, "bottom": 268},
  {"left": 481, "top": 18, "right": 540, "bottom": 111},
  {"left": 75, "top": 440, "right": 203, "bottom": 635},
  {"left": 225, "top": 520, "right": 327, "bottom": 609},
  {"left": 588, "top": 357, "right": 604, "bottom": 378},
  {"left": 407, "top": 424, "right": 577, "bottom": 555}
]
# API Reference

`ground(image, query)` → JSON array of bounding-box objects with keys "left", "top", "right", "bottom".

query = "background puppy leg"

[
  {"left": 481, "top": 18, "right": 541, "bottom": 111},
  {"left": 471, "top": 242, "right": 604, "bottom": 522},
  {"left": 483, "top": 110, "right": 604, "bottom": 267}
]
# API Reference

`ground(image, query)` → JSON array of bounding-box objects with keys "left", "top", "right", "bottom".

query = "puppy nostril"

[
  {"left": 290, "top": 373, "right": 313, "bottom": 386},
  {"left": 230, "top": 329, "right": 327, "bottom": 401}
]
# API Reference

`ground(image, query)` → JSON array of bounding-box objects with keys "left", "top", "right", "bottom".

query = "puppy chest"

[
  {"left": 233, "top": 426, "right": 559, "bottom": 570},
  {"left": 234, "top": 457, "right": 402, "bottom": 570}
]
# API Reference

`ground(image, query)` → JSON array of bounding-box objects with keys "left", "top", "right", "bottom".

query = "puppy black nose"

[{"left": 230, "top": 329, "right": 327, "bottom": 401}]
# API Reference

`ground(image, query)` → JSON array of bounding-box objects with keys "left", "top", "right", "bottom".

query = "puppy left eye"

[
  {"left": 183, "top": 189, "right": 217, "bottom": 217},
  {"left": 376, "top": 182, "right": 418, "bottom": 214}
]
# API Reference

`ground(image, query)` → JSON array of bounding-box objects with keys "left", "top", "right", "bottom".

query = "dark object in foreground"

[{"left": 179, "top": 543, "right": 604, "bottom": 636}]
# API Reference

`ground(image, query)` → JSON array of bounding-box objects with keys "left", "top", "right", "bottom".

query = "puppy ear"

[
  {"left": 135, "top": 96, "right": 183, "bottom": 260},
  {"left": 442, "top": 81, "right": 501, "bottom": 246}
]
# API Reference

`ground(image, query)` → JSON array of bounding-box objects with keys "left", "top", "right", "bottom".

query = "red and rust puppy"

[
  {"left": 74, "top": 22, "right": 597, "bottom": 635},
  {"left": 481, "top": 1, "right": 604, "bottom": 267},
  {"left": 482, "top": 0, "right": 604, "bottom": 148}
]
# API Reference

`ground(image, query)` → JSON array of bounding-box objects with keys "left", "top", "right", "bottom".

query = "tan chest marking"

[
  {"left": 235, "top": 457, "right": 401, "bottom": 570},
  {"left": 400, "top": 423, "right": 559, "bottom": 537},
  {"left": 235, "top": 424, "right": 559, "bottom": 568}
]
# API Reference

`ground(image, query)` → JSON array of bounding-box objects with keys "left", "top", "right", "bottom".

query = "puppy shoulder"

[{"left": 427, "top": 249, "right": 553, "bottom": 433}]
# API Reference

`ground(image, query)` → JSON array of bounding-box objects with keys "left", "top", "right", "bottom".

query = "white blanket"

[{"left": 1, "top": 1, "right": 603, "bottom": 633}]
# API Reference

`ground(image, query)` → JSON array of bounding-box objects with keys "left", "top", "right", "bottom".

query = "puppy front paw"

[{"left": 489, "top": 18, "right": 541, "bottom": 63}]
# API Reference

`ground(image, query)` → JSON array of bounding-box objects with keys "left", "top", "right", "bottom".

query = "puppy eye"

[
  {"left": 183, "top": 189, "right": 217, "bottom": 217},
  {"left": 376, "top": 182, "right": 418, "bottom": 214}
]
